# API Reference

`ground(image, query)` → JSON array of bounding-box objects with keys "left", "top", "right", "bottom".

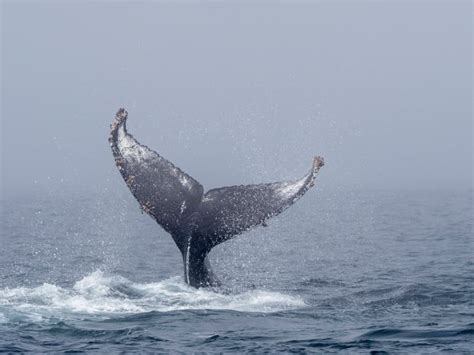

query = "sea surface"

[{"left": 0, "top": 188, "right": 472, "bottom": 353}]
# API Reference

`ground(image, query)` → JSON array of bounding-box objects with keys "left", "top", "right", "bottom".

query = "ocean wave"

[
  {"left": 0, "top": 271, "right": 305, "bottom": 323},
  {"left": 358, "top": 326, "right": 474, "bottom": 339}
]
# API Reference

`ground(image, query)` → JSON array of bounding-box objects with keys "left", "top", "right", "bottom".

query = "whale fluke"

[
  {"left": 109, "top": 108, "right": 324, "bottom": 288},
  {"left": 109, "top": 108, "right": 204, "bottom": 245},
  {"left": 197, "top": 156, "right": 324, "bottom": 249}
]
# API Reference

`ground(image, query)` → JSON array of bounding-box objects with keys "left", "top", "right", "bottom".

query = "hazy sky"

[{"left": 1, "top": 1, "right": 472, "bottom": 197}]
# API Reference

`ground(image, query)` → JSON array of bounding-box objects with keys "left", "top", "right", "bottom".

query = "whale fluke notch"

[{"left": 109, "top": 108, "right": 324, "bottom": 288}]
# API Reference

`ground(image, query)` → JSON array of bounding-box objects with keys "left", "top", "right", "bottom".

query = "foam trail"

[{"left": 0, "top": 271, "right": 305, "bottom": 323}]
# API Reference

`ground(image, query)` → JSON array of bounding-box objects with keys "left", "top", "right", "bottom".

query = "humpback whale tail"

[{"left": 109, "top": 108, "right": 324, "bottom": 288}]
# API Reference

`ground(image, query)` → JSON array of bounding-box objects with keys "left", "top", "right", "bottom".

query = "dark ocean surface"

[{"left": 0, "top": 189, "right": 472, "bottom": 353}]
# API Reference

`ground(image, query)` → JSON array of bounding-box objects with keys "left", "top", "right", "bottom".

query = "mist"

[{"left": 1, "top": 1, "right": 472, "bottom": 198}]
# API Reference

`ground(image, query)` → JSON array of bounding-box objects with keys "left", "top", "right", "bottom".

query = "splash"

[{"left": 0, "top": 271, "right": 305, "bottom": 323}]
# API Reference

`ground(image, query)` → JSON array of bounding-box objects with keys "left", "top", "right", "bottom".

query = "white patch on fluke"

[
  {"left": 117, "top": 126, "right": 153, "bottom": 162},
  {"left": 185, "top": 237, "right": 192, "bottom": 284},
  {"left": 202, "top": 195, "right": 214, "bottom": 202},
  {"left": 169, "top": 166, "right": 193, "bottom": 190},
  {"left": 180, "top": 201, "right": 187, "bottom": 215},
  {"left": 179, "top": 175, "right": 193, "bottom": 190},
  {"left": 276, "top": 175, "right": 307, "bottom": 199}
]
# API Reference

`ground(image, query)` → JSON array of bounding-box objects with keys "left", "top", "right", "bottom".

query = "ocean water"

[{"left": 0, "top": 188, "right": 472, "bottom": 353}]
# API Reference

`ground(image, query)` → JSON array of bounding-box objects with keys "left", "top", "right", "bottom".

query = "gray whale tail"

[{"left": 109, "top": 108, "right": 324, "bottom": 288}]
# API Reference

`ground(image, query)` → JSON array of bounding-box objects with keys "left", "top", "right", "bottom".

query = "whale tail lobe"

[{"left": 110, "top": 108, "right": 324, "bottom": 287}]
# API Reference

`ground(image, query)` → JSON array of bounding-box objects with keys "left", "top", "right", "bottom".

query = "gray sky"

[{"left": 1, "top": 1, "right": 472, "bottom": 197}]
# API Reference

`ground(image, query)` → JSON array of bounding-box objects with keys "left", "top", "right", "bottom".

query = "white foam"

[{"left": 0, "top": 271, "right": 305, "bottom": 322}]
